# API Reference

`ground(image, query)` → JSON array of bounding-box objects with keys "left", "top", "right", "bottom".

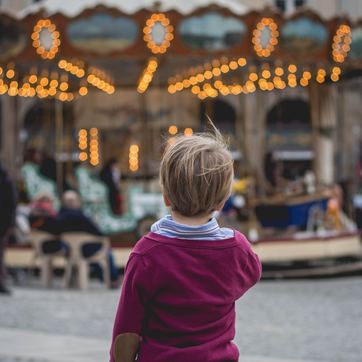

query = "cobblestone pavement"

[{"left": 0, "top": 277, "right": 361, "bottom": 362}]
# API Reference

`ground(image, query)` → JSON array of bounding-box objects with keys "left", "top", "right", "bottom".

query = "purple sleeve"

[
  {"left": 109, "top": 253, "right": 153, "bottom": 362},
  {"left": 235, "top": 232, "right": 262, "bottom": 290}
]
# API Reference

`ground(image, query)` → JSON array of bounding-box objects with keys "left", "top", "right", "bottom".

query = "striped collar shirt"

[{"left": 151, "top": 214, "right": 234, "bottom": 240}]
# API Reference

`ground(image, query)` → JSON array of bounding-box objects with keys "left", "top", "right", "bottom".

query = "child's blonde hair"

[{"left": 160, "top": 126, "right": 233, "bottom": 217}]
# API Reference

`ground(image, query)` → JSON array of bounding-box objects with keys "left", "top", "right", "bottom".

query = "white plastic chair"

[
  {"left": 28, "top": 230, "right": 65, "bottom": 287},
  {"left": 61, "top": 232, "right": 110, "bottom": 290}
]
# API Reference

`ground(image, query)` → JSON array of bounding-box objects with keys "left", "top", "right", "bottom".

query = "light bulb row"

[
  {"left": 168, "top": 57, "right": 247, "bottom": 94},
  {"left": 0, "top": 79, "right": 75, "bottom": 101},
  {"left": 58, "top": 59, "right": 85, "bottom": 78},
  {"left": 190, "top": 66, "right": 342, "bottom": 99},
  {"left": 0, "top": 66, "right": 89, "bottom": 100},
  {"left": 129, "top": 144, "right": 139, "bottom": 172},
  {"left": 168, "top": 125, "right": 193, "bottom": 137},
  {"left": 87, "top": 67, "right": 115, "bottom": 95},
  {"left": 89, "top": 128, "right": 100, "bottom": 166},
  {"left": 60, "top": 61, "right": 113, "bottom": 95},
  {"left": 137, "top": 58, "right": 158, "bottom": 94},
  {"left": 78, "top": 129, "right": 88, "bottom": 160},
  {"left": 78, "top": 128, "right": 99, "bottom": 165}
]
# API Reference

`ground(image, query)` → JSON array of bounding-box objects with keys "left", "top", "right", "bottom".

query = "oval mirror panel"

[
  {"left": 179, "top": 12, "right": 246, "bottom": 51},
  {"left": 67, "top": 13, "right": 138, "bottom": 54},
  {"left": 350, "top": 26, "right": 362, "bottom": 60},
  {"left": 280, "top": 17, "right": 328, "bottom": 55}
]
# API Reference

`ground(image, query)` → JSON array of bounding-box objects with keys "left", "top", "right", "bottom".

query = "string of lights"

[
  {"left": 0, "top": 65, "right": 86, "bottom": 101},
  {"left": 0, "top": 64, "right": 112, "bottom": 99},
  {"left": 58, "top": 59, "right": 85, "bottom": 78},
  {"left": 87, "top": 66, "right": 115, "bottom": 95},
  {"left": 78, "top": 128, "right": 100, "bottom": 166},
  {"left": 167, "top": 57, "right": 247, "bottom": 94},
  {"left": 185, "top": 65, "right": 342, "bottom": 99},
  {"left": 137, "top": 57, "right": 158, "bottom": 93},
  {"left": 168, "top": 125, "right": 193, "bottom": 137},
  {"left": 89, "top": 127, "right": 100, "bottom": 166},
  {"left": 129, "top": 144, "right": 139, "bottom": 172},
  {"left": 167, "top": 125, "right": 193, "bottom": 146},
  {"left": 78, "top": 129, "right": 88, "bottom": 162}
]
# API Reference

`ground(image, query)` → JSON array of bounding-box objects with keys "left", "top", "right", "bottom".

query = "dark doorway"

[
  {"left": 266, "top": 98, "right": 312, "bottom": 181},
  {"left": 267, "top": 98, "right": 310, "bottom": 130},
  {"left": 23, "top": 99, "right": 73, "bottom": 155},
  {"left": 200, "top": 98, "right": 236, "bottom": 135},
  {"left": 23, "top": 99, "right": 74, "bottom": 189}
]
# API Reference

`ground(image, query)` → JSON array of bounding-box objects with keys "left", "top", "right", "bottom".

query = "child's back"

[{"left": 110, "top": 129, "right": 261, "bottom": 362}]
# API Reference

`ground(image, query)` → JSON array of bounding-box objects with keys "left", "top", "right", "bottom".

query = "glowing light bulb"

[{"left": 168, "top": 125, "right": 178, "bottom": 135}]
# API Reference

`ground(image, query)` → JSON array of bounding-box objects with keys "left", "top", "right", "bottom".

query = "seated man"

[
  {"left": 57, "top": 191, "right": 119, "bottom": 286},
  {"left": 29, "top": 192, "right": 58, "bottom": 239}
]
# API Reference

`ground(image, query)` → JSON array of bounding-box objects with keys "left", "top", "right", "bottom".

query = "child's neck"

[{"left": 171, "top": 211, "right": 212, "bottom": 226}]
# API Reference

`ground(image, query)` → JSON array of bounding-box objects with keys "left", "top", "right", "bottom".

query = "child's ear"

[
  {"left": 215, "top": 202, "right": 225, "bottom": 212},
  {"left": 163, "top": 192, "right": 171, "bottom": 207}
]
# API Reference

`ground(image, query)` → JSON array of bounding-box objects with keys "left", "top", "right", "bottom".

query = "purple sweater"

[{"left": 110, "top": 231, "right": 262, "bottom": 362}]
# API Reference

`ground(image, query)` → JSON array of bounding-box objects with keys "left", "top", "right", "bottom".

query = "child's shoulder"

[
  {"left": 131, "top": 232, "right": 160, "bottom": 256},
  {"left": 233, "top": 230, "right": 256, "bottom": 255}
]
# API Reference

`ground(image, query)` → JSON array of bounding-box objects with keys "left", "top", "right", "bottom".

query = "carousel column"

[
  {"left": 310, "top": 84, "right": 337, "bottom": 185},
  {"left": 55, "top": 100, "right": 64, "bottom": 194},
  {"left": 1, "top": 95, "right": 18, "bottom": 177},
  {"left": 139, "top": 93, "right": 150, "bottom": 180},
  {"left": 236, "top": 96, "right": 247, "bottom": 174},
  {"left": 243, "top": 91, "right": 266, "bottom": 186}
]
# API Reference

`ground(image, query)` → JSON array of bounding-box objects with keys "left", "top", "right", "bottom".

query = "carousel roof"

[
  {"left": 0, "top": 2, "right": 361, "bottom": 102},
  {"left": 18, "top": 0, "right": 248, "bottom": 17}
]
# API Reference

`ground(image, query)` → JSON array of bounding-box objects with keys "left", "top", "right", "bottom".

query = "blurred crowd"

[{"left": 0, "top": 148, "right": 125, "bottom": 294}]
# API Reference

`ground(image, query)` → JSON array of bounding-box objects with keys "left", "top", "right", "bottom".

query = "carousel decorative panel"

[
  {"left": 32, "top": 19, "right": 60, "bottom": 59},
  {"left": 280, "top": 17, "right": 328, "bottom": 55},
  {"left": 179, "top": 12, "right": 246, "bottom": 51},
  {"left": 143, "top": 13, "right": 174, "bottom": 54},
  {"left": 252, "top": 18, "right": 279, "bottom": 57},
  {"left": 350, "top": 27, "right": 362, "bottom": 60},
  {"left": 0, "top": 16, "right": 27, "bottom": 61},
  {"left": 67, "top": 13, "right": 138, "bottom": 54}
]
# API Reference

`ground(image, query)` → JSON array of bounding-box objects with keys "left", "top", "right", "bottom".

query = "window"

[
  {"left": 275, "top": 0, "right": 306, "bottom": 14},
  {"left": 275, "top": 0, "right": 286, "bottom": 12}
]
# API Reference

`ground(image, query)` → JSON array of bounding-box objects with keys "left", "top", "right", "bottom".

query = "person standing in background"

[
  {"left": 0, "top": 162, "right": 17, "bottom": 295},
  {"left": 100, "top": 158, "right": 122, "bottom": 215},
  {"left": 23, "top": 147, "right": 42, "bottom": 166}
]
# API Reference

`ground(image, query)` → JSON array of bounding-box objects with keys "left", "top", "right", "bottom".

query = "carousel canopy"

[
  {"left": 0, "top": 2, "right": 361, "bottom": 102},
  {"left": 18, "top": 0, "right": 248, "bottom": 17}
]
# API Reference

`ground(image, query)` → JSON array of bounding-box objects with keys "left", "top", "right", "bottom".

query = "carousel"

[{"left": 2, "top": 0, "right": 362, "bottom": 272}]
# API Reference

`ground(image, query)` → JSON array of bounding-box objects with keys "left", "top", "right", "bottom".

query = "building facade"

[
  {"left": 0, "top": 0, "right": 38, "bottom": 15},
  {"left": 239, "top": 0, "right": 362, "bottom": 19}
]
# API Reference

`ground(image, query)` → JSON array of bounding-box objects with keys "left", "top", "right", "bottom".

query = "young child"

[{"left": 110, "top": 128, "right": 262, "bottom": 362}]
